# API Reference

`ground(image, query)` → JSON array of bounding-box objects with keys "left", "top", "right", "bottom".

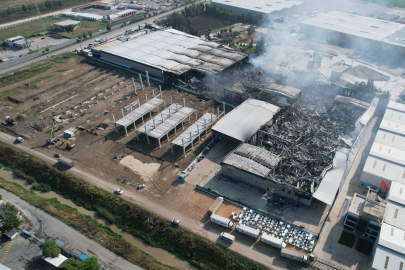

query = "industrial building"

[
  {"left": 301, "top": 11, "right": 405, "bottom": 49},
  {"left": 92, "top": 29, "right": 248, "bottom": 84},
  {"left": 54, "top": 20, "right": 80, "bottom": 31},
  {"left": 211, "top": 0, "right": 306, "bottom": 22},
  {"left": 5, "top": 36, "right": 33, "bottom": 49},
  {"left": 72, "top": 1, "right": 116, "bottom": 11},
  {"left": 215, "top": 93, "right": 378, "bottom": 206},
  {"left": 360, "top": 101, "right": 405, "bottom": 189},
  {"left": 371, "top": 182, "right": 405, "bottom": 270}
]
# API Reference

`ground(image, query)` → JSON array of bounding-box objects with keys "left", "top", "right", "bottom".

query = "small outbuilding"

[
  {"left": 43, "top": 254, "right": 68, "bottom": 268},
  {"left": 54, "top": 20, "right": 80, "bottom": 31}
]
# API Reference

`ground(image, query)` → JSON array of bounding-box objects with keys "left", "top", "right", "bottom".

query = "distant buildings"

[
  {"left": 301, "top": 11, "right": 405, "bottom": 50},
  {"left": 210, "top": 0, "right": 306, "bottom": 23},
  {"left": 5, "top": 36, "right": 33, "bottom": 49}
]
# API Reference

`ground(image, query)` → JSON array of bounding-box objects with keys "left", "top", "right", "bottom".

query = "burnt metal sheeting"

[
  {"left": 334, "top": 95, "right": 371, "bottom": 110},
  {"left": 234, "top": 143, "right": 281, "bottom": 168},
  {"left": 222, "top": 153, "right": 272, "bottom": 178},
  {"left": 212, "top": 99, "right": 281, "bottom": 142},
  {"left": 101, "top": 29, "right": 248, "bottom": 75}
]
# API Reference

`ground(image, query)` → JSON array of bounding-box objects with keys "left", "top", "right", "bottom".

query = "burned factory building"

[{"left": 217, "top": 85, "right": 379, "bottom": 206}]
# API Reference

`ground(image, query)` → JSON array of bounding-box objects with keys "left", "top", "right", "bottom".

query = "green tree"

[
  {"left": 42, "top": 239, "right": 60, "bottom": 258},
  {"left": 247, "top": 25, "right": 255, "bottom": 36},
  {"left": 57, "top": 0, "right": 63, "bottom": 7},
  {"left": 106, "top": 25, "right": 111, "bottom": 31},
  {"left": 61, "top": 257, "right": 100, "bottom": 270},
  {"left": 3, "top": 215, "right": 22, "bottom": 231},
  {"left": 45, "top": 48, "right": 50, "bottom": 53},
  {"left": 22, "top": 4, "right": 27, "bottom": 11},
  {"left": 88, "top": 31, "right": 92, "bottom": 37},
  {"left": 82, "top": 32, "right": 87, "bottom": 39},
  {"left": 45, "top": 0, "right": 52, "bottom": 9}
]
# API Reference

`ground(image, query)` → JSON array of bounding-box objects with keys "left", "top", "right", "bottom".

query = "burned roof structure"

[
  {"left": 221, "top": 85, "right": 378, "bottom": 206},
  {"left": 95, "top": 29, "right": 248, "bottom": 81}
]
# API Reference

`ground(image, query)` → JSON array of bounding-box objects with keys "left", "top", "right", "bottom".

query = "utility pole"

[{"left": 33, "top": 0, "right": 48, "bottom": 46}]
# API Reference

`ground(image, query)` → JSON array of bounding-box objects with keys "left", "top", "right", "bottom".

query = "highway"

[{"left": 0, "top": 3, "right": 197, "bottom": 75}]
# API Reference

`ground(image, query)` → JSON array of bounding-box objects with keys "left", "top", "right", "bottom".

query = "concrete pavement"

[{"left": 0, "top": 184, "right": 142, "bottom": 270}]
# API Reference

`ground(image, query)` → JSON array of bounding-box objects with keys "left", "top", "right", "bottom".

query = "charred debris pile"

[{"left": 257, "top": 87, "right": 367, "bottom": 194}]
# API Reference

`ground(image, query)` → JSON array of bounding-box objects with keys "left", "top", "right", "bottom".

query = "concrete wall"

[
  {"left": 99, "top": 51, "right": 164, "bottom": 79},
  {"left": 221, "top": 165, "right": 312, "bottom": 206}
]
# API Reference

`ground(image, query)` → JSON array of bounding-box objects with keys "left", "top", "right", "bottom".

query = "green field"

[{"left": 0, "top": 17, "right": 106, "bottom": 41}]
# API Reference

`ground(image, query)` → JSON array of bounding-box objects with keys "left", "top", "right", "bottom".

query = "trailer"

[
  {"left": 261, "top": 233, "right": 286, "bottom": 249},
  {"left": 280, "top": 248, "right": 308, "bottom": 263},
  {"left": 58, "top": 157, "right": 74, "bottom": 168},
  {"left": 208, "top": 197, "right": 224, "bottom": 215},
  {"left": 210, "top": 213, "right": 234, "bottom": 229},
  {"left": 220, "top": 232, "right": 235, "bottom": 243},
  {"left": 236, "top": 224, "right": 260, "bottom": 239}
]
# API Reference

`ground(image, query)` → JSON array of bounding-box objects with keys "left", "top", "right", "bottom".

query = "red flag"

[{"left": 380, "top": 180, "right": 389, "bottom": 193}]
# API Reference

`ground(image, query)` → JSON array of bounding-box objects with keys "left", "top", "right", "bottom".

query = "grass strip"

[
  {"left": 0, "top": 177, "right": 177, "bottom": 270},
  {"left": 0, "top": 142, "right": 270, "bottom": 270}
]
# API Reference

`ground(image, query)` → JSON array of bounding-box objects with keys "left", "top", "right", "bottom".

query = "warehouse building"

[
  {"left": 301, "top": 11, "right": 405, "bottom": 50},
  {"left": 211, "top": 0, "right": 306, "bottom": 23},
  {"left": 360, "top": 101, "right": 405, "bottom": 189},
  {"left": 371, "top": 182, "right": 405, "bottom": 270},
  {"left": 92, "top": 29, "right": 248, "bottom": 84},
  {"left": 5, "top": 36, "right": 33, "bottom": 49}
]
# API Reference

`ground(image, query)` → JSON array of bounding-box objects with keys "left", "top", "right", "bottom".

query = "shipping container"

[{"left": 210, "top": 213, "right": 234, "bottom": 229}]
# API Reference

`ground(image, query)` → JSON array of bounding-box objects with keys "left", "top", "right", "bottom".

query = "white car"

[
  {"left": 137, "top": 184, "right": 145, "bottom": 190},
  {"left": 171, "top": 219, "right": 181, "bottom": 225},
  {"left": 114, "top": 188, "right": 123, "bottom": 195},
  {"left": 15, "top": 137, "right": 24, "bottom": 143}
]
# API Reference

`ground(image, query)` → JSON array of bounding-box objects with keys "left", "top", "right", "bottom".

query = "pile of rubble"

[{"left": 258, "top": 88, "right": 366, "bottom": 193}]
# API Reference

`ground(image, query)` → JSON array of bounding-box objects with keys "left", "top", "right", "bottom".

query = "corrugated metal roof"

[
  {"left": 102, "top": 29, "right": 247, "bottom": 75},
  {"left": 213, "top": 99, "right": 280, "bottom": 142},
  {"left": 374, "top": 130, "right": 405, "bottom": 151},
  {"left": 372, "top": 244, "right": 405, "bottom": 270},
  {"left": 384, "top": 201, "right": 405, "bottom": 230},
  {"left": 379, "top": 119, "right": 405, "bottom": 136},
  {"left": 369, "top": 142, "right": 405, "bottom": 166},
  {"left": 211, "top": 0, "right": 303, "bottom": 15},
  {"left": 388, "top": 100, "right": 405, "bottom": 113},
  {"left": 301, "top": 11, "right": 405, "bottom": 46},
  {"left": 363, "top": 156, "right": 405, "bottom": 184},
  {"left": 389, "top": 182, "right": 405, "bottom": 206},
  {"left": 384, "top": 109, "right": 405, "bottom": 125},
  {"left": 378, "top": 223, "right": 405, "bottom": 253}
]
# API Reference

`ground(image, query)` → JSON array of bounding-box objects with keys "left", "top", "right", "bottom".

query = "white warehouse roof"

[
  {"left": 388, "top": 100, "right": 405, "bottom": 113},
  {"left": 374, "top": 130, "right": 405, "bottom": 152},
  {"left": 101, "top": 29, "right": 247, "bottom": 75},
  {"left": 379, "top": 119, "right": 405, "bottom": 136},
  {"left": 389, "top": 182, "right": 405, "bottom": 206},
  {"left": 301, "top": 11, "right": 405, "bottom": 48},
  {"left": 362, "top": 156, "right": 405, "bottom": 185},
  {"left": 211, "top": 0, "right": 303, "bottom": 15},
  {"left": 384, "top": 201, "right": 405, "bottom": 230},
  {"left": 369, "top": 141, "right": 405, "bottom": 166},
  {"left": 372, "top": 245, "right": 405, "bottom": 270},
  {"left": 213, "top": 99, "right": 281, "bottom": 142}
]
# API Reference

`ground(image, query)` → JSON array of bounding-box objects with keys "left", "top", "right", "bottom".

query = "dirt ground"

[
  {"left": 0, "top": 54, "right": 222, "bottom": 221},
  {"left": 215, "top": 202, "right": 243, "bottom": 219}
]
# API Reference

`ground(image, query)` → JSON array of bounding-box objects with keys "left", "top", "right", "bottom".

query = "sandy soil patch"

[{"left": 120, "top": 155, "right": 161, "bottom": 182}]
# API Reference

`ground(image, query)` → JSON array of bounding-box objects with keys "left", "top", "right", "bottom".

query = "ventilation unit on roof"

[
  {"left": 338, "top": 19, "right": 346, "bottom": 21},
  {"left": 360, "top": 30, "right": 369, "bottom": 33},
  {"left": 349, "top": 14, "right": 356, "bottom": 17},
  {"left": 266, "top": 4, "right": 272, "bottom": 6},
  {"left": 326, "top": 23, "right": 334, "bottom": 25},
  {"left": 256, "top": 7, "right": 261, "bottom": 9},
  {"left": 396, "top": 38, "right": 405, "bottom": 42},
  {"left": 381, "top": 21, "right": 389, "bottom": 23},
  {"left": 371, "top": 25, "right": 379, "bottom": 28}
]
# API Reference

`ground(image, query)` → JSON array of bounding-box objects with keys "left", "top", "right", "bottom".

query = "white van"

[{"left": 220, "top": 232, "right": 235, "bottom": 243}]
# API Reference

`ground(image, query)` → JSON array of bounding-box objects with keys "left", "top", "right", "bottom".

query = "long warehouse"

[{"left": 93, "top": 29, "right": 248, "bottom": 84}]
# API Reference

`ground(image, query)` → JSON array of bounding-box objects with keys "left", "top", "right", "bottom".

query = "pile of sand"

[{"left": 120, "top": 155, "right": 160, "bottom": 182}]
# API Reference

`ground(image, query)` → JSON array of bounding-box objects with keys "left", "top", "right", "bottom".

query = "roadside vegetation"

[
  {"left": 61, "top": 257, "right": 101, "bottom": 270},
  {"left": 0, "top": 202, "right": 22, "bottom": 231},
  {"left": 42, "top": 239, "right": 60, "bottom": 258},
  {"left": 0, "top": 142, "right": 269, "bottom": 270}
]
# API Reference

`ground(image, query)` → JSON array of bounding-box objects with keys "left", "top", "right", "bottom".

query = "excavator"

[
  {"left": 4, "top": 116, "right": 17, "bottom": 125},
  {"left": 60, "top": 138, "right": 75, "bottom": 149},
  {"left": 46, "top": 118, "right": 58, "bottom": 145}
]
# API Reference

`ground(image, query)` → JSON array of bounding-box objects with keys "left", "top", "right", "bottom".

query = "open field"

[
  {"left": 0, "top": 16, "right": 106, "bottom": 41},
  {"left": 192, "top": 16, "right": 233, "bottom": 32}
]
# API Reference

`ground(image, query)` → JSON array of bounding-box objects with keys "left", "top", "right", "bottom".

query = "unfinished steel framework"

[
  {"left": 171, "top": 105, "right": 224, "bottom": 157},
  {"left": 221, "top": 86, "right": 369, "bottom": 205}
]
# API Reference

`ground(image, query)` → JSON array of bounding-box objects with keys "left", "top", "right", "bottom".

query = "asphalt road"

[
  {"left": 0, "top": 181, "right": 142, "bottom": 270},
  {"left": 0, "top": 131, "right": 302, "bottom": 270},
  {"left": 0, "top": 3, "right": 199, "bottom": 75}
]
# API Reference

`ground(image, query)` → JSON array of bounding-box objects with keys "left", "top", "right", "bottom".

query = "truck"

[
  {"left": 58, "top": 157, "right": 74, "bottom": 168},
  {"left": 208, "top": 197, "right": 223, "bottom": 215},
  {"left": 261, "top": 233, "right": 286, "bottom": 249},
  {"left": 219, "top": 232, "right": 235, "bottom": 243},
  {"left": 235, "top": 224, "right": 260, "bottom": 239},
  {"left": 210, "top": 214, "right": 234, "bottom": 229},
  {"left": 280, "top": 248, "right": 308, "bottom": 263}
]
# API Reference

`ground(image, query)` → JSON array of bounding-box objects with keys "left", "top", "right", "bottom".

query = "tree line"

[{"left": 163, "top": 3, "right": 264, "bottom": 36}]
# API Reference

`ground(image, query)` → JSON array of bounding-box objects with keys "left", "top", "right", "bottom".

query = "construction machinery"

[
  {"left": 46, "top": 118, "right": 58, "bottom": 145},
  {"left": 60, "top": 139, "right": 75, "bottom": 149},
  {"left": 5, "top": 116, "right": 17, "bottom": 125}
]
